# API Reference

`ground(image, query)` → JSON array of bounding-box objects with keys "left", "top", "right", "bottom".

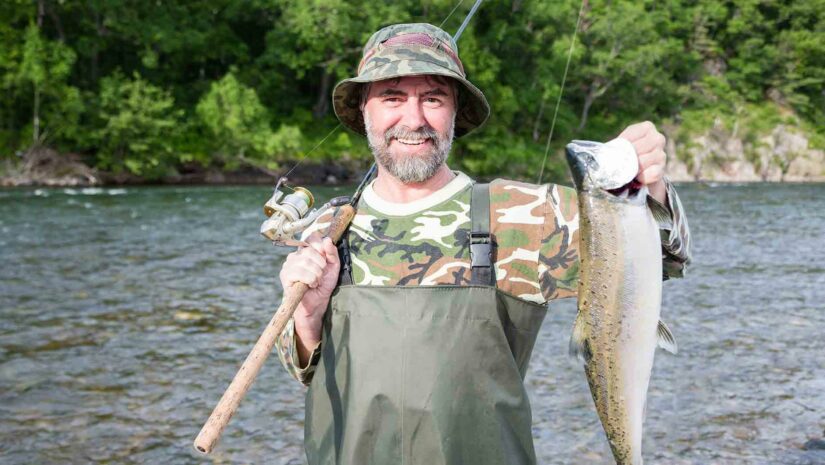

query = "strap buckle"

[{"left": 470, "top": 232, "right": 492, "bottom": 268}]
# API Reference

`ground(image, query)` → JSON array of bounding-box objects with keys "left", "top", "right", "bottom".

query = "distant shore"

[
  {"left": 0, "top": 148, "right": 368, "bottom": 188},
  {"left": 3, "top": 146, "right": 824, "bottom": 188}
]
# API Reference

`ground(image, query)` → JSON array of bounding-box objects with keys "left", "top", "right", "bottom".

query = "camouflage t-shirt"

[{"left": 277, "top": 171, "right": 691, "bottom": 385}]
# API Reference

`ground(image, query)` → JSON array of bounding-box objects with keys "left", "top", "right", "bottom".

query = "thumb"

[{"left": 323, "top": 237, "right": 340, "bottom": 266}]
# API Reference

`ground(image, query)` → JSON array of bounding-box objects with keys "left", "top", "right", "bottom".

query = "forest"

[{"left": 1, "top": 0, "right": 823, "bottom": 183}]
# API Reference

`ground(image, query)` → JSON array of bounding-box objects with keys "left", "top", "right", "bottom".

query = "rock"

[
  {"left": 1, "top": 147, "right": 100, "bottom": 187},
  {"left": 664, "top": 120, "right": 825, "bottom": 182},
  {"left": 803, "top": 439, "right": 825, "bottom": 451}
]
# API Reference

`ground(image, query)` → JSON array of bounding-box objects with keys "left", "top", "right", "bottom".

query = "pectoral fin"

[
  {"left": 569, "top": 313, "right": 591, "bottom": 365},
  {"left": 657, "top": 319, "right": 678, "bottom": 354}
]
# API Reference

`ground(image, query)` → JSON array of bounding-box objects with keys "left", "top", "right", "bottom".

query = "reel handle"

[{"left": 194, "top": 204, "right": 356, "bottom": 455}]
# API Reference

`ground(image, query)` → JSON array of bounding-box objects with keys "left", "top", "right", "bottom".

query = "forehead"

[{"left": 367, "top": 75, "right": 454, "bottom": 95}]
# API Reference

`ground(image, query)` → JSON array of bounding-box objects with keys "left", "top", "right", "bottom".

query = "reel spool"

[{"left": 260, "top": 177, "right": 348, "bottom": 247}]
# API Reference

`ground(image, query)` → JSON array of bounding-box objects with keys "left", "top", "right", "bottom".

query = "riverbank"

[
  {"left": 4, "top": 138, "right": 825, "bottom": 188},
  {"left": 0, "top": 147, "right": 367, "bottom": 187}
]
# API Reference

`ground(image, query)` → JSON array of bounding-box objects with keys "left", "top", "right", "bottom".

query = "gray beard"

[{"left": 364, "top": 111, "right": 455, "bottom": 184}]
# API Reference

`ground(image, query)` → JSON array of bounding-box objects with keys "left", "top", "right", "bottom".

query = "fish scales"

[{"left": 566, "top": 139, "right": 669, "bottom": 465}]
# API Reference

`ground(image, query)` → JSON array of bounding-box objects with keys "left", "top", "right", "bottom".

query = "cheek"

[
  {"left": 426, "top": 109, "right": 456, "bottom": 133},
  {"left": 365, "top": 106, "right": 399, "bottom": 133}
]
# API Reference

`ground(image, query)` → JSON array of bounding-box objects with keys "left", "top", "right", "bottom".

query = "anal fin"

[{"left": 569, "top": 312, "right": 591, "bottom": 365}]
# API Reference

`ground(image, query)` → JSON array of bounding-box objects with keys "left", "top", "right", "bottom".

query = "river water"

[{"left": 1, "top": 183, "right": 823, "bottom": 465}]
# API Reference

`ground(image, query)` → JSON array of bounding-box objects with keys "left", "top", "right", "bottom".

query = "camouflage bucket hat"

[{"left": 332, "top": 23, "right": 490, "bottom": 138}]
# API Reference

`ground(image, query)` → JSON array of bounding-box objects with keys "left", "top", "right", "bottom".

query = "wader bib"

[{"left": 305, "top": 184, "right": 548, "bottom": 465}]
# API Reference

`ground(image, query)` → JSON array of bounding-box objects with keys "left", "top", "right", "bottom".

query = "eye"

[{"left": 423, "top": 97, "right": 443, "bottom": 107}]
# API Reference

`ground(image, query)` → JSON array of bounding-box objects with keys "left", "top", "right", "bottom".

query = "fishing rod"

[{"left": 193, "top": 1, "right": 484, "bottom": 455}]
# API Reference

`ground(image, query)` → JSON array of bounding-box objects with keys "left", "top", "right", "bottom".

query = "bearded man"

[{"left": 276, "top": 23, "right": 691, "bottom": 465}]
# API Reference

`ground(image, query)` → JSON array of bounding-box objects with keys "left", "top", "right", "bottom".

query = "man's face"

[{"left": 363, "top": 75, "right": 457, "bottom": 183}]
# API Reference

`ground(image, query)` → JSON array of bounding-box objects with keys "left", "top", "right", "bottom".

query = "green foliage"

[
  {"left": 0, "top": 0, "right": 822, "bottom": 181},
  {"left": 196, "top": 71, "right": 303, "bottom": 170},
  {"left": 196, "top": 72, "right": 274, "bottom": 161},
  {"left": 13, "top": 23, "right": 83, "bottom": 148},
  {"left": 94, "top": 72, "right": 181, "bottom": 178}
]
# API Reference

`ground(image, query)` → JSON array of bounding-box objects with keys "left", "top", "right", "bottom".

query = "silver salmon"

[{"left": 565, "top": 139, "right": 677, "bottom": 465}]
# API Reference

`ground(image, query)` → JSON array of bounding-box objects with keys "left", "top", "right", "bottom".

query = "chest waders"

[{"left": 305, "top": 184, "right": 548, "bottom": 465}]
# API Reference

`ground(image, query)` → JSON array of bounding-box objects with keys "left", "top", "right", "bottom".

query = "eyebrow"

[
  {"left": 376, "top": 87, "right": 450, "bottom": 98},
  {"left": 422, "top": 88, "right": 449, "bottom": 97},
  {"left": 377, "top": 88, "right": 407, "bottom": 97}
]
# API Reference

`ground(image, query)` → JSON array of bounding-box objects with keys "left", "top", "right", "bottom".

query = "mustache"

[{"left": 383, "top": 125, "right": 439, "bottom": 145}]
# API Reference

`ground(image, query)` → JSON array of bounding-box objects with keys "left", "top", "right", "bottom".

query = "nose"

[{"left": 398, "top": 98, "right": 427, "bottom": 130}]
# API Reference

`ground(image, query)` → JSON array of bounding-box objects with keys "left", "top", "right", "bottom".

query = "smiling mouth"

[{"left": 394, "top": 138, "right": 430, "bottom": 146}]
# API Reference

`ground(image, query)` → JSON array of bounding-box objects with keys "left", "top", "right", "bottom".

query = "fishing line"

[
  {"left": 536, "top": 0, "right": 586, "bottom": 185},
  {"left": 282, "top": 123, "right": 341, "bottom": 179},
  {"left": 439, "top": 0, "right": 466, "bottom": 28}
]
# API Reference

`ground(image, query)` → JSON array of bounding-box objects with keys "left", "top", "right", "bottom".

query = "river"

[{"left": 1, "top": 183, "right": 823, "bottom": 464}]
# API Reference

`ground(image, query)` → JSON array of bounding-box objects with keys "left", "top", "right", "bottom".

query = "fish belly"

[{"left": 577, "top": 193, "right": 662, "bottom": 465}]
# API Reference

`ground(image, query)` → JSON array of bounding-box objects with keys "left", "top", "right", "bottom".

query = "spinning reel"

[{"left": 259, "top": 177, "right": 350, "bottom": 247}]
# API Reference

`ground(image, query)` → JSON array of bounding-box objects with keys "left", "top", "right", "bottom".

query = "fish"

[{"left": 565, "top": 138, "right": 677, "bottom": 465}]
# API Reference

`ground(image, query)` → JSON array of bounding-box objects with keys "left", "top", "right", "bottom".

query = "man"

[{"left": 276, "top": 23, "right": 690, "bottom": 465}]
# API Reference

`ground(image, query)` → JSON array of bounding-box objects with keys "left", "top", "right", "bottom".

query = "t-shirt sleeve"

[
  {"left": 538, "top": 184, "right": 581, "bottom": 302},
  {"left": 276, "top": 318, "right": 322, "bottom": 386}
]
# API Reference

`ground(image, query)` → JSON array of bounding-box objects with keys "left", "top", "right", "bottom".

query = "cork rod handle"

[{"left": 193, "top": 205, "right": 356, "bottom": 454}]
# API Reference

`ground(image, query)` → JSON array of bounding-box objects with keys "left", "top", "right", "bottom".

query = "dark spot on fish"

[{"left": 583, "top": 339, "right": 593, "bottom": 364}]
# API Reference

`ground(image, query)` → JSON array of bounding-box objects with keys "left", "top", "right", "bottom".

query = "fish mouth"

[
  {"left": 607, "top": 179, "right": 644, "bottom": 198},
  {"left": 565, "top": 140, "right": 600, "bottom": 190},
  {"left": 565, "top": 139, "right": 639, "bottom": 193}
]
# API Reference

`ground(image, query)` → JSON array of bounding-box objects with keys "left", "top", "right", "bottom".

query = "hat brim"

[{"left": 332, "top": 62, "right": 490, "bottom": 138}]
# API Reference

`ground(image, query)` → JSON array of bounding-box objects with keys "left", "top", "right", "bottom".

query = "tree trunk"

[
  {"left": 532, "top": 95, "right": 547, "bottom": 142},
  {"left": 91, "top": 9, "right": 105, "bottom": 83},
  {"left": 37, "top": 0, "right": 45, "bottom": 27},
  {"left": 578, "top": 92, "right": 595, "bottom": 131},
  {"left": 33, "top": 85, "right": 40, "bottom": 145},
  {"left": 578, "top": 81, "right": 610, "bottom": 131},
  {"left": 46, "top": 1, "right": 66, "bottom": 42},
  {"left": 312, "top": 70, "right": 333, "bottom": 119}
]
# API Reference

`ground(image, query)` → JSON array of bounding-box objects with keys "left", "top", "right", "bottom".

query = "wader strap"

[
  {"left": 470, "top": 183, "right": 495, "bottom": 286},
  {"left": 336, "top": 210, "right": 354, "bottom": 286}
]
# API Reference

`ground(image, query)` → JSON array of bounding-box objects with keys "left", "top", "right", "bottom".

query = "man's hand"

[
  {"left": 618, "top": 121, "right": 668, "bottom": 204},
  {"left": 279, "top": 232, "right": 340, "bottom": 366}
]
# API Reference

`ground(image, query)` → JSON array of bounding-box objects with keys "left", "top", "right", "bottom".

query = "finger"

[
  {"left": 638, "top": 149, "right": 666, "bottom": 172},
  {"left": 296, "top": 247, "right": 327, "bottom": 270},
  {"left": 284, "top": 248, "right": 326, "bottom": 274},
  {"left": 618, "top": 121, "right": 655, "bottom": 142},
  {"left": 632, "top": 131, "right": 666, "bottom": 156},
  {"left": 323, "top": 237, "right": 340, "bottom": 265},
  {"left": 636, "top": 164, "right": 664, "bottom": 185},
  {"left": 293, "top": 262, "right": 324, "bottom": 288},
  {"left": 307, "top": 235, "right": 328, "bottom": 255},
  {"left": 304, "top": 231, "right": 325, "bottom": 251},
  {"left": 304, "top": 231, "right": 324, "bottom": 243}
]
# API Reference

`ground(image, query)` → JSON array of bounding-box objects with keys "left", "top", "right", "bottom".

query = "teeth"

[{"left": 396, "top": 138, "right": 427, "bottom": 145}]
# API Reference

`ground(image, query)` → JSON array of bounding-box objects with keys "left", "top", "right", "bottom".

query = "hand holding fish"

[{"left": 618, "top": 121, "right": 668, "bottom": 204}]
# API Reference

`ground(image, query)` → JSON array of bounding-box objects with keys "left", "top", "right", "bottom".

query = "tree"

[
  {"left": 94, "top": 71, "right": 181, "bottom": 178},
  {"left": 16, "top": 22, "right": 80, "bottom": 147},
  {"left": 196, "top": 71, "right": 301, "bottom": 171}
]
